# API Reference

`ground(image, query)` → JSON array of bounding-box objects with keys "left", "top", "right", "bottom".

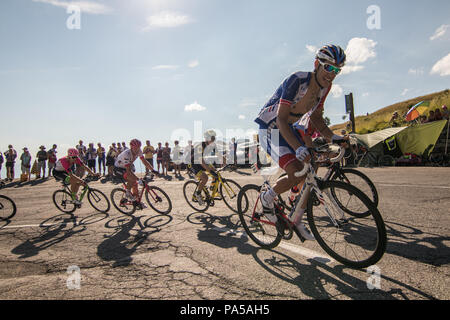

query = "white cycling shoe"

[
  {"left": 295, "top": 222, "right": 315, "bottom": 241},
  {"left": 259, "top": 191, "right": 277, "bottom": 224}
]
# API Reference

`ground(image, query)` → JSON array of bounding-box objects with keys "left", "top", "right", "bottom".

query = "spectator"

[
  {"left": 116, "top": 142, "right": 123, "bottom": 154},
  {"left": 86, "top": 143, "right": 97, "bottom": 173},
  {"left": 162, "top": 142, "right": 171, "bottom": 176},
  {"left": 122, "top": 142, "right": 128, "bottom": 151},
  {"left": 228, "top": 138, "right": 237, "bottom": 167},
  {"left": 419, "top": 115, "right": 427, "bottom": 124},
  {"left": 106, "top": 145, "right": 117, "bottom": 178},
  {"left": 4, "top": 145, "right": 17, "bottom": 181},
  {"left": 143, "top": 140, "right": 155, "bottom": 174},
  {"left": 389, "top": 111, "right": 400, "bottom": 127},
  {"left": 47, "top": 144, "right": 57, "bottom": 177},
  {"left": 97, "top": 143, "right": 106, "bottom": 176},
  {"left": 156, "top": 142, "right": 163, "bottom": 174},
  {"left": 36, "top": 145, "right": 48, "bottom": 179},
  {"left": 172, "top": 140, "right": 182, "bottom": 177},
  {"left": 0, "top": 151, "right": 3, "bottom": 180},
  {"left": 76, "top": 140, "right": 87, "bottom": 177},
  {"left": 184, "top": 140, "right": 193, "bottom": 174},
  {"left": 434, "top": 108, "right": 443, "bottom": 121},
  {"left": 20, "top": 147, "right": 32, "bottom": 181},
  {"left": 442, "top": 105, "right": 449, "bottom": 120},
  {"left": 426, "top": 110, "right": 436, "bottom": 123}
]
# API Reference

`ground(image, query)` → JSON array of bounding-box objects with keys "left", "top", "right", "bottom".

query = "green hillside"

[{"left": 331, "top": 89, "right": 450, "bottom": 134}]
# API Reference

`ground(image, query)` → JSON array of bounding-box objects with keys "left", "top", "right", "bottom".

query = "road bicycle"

[
  {"left": 237, "top": 145, "right": 387, "bottom": 269},
  {"left": 52, "top": 175, "right": 110, "bottom": 214},
  {"left": 183, "top": 164, "right": 247, "bottom": 213},
  {"left": 0, "top": 194, "right": 16, "bottom": 220},
  {"left": 278, "top": 145, "right": 379, "bottom": 212},
  {"left": 110, "top": 173, "right": 172, "bottom": 216}
]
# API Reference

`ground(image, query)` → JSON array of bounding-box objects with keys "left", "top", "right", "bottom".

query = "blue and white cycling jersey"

[{"left": 254, "top": 71, "right": 331, "bottom": 128}]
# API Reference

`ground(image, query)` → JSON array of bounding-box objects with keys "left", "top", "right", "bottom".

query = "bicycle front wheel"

[
  {"left": 237, "top": 184, "right": 282, "bottom": 249},
  {"left": 0, "top": 195, "right": 17, "bottom": 220},
  {"left": 52, "top": 190, "right": 77, "bottom": 214},
  {"left": 88, "top": 188, "right": 110, "bottom": 213},
  {"left": 183, "top": 180, "right": 210, "bottom": 212},
  {"left": 145, "top": 186, "right": 172, "bottom": 215},
  {"left": 110, "top": 188, "right": 136, "bottom": 215},
  {"left": 220, "top": 179, "right": 245, "bottom": 213},
  {"left": 307, "top": 181, "right": 387, "bottom": 269}
]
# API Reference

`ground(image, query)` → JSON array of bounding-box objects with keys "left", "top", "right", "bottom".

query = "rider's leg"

[
  {"left": 70, "top": 176, "right": 81, "bottom": 200},
  {"left": 197, "top": 172, "right": 208, "bottom": 191}
]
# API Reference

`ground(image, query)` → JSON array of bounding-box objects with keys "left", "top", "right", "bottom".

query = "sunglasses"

[{"left": 318, "top": 60, "right": 342, "bottom": 75}]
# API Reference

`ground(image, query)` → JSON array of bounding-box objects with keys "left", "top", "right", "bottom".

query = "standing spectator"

[
  {"left": 76, "top": 140, "right": 87, "bottom": 177},
  {"left": 172, "top": 140, "right": 182, "bottom": 177},
  {"left": 434, "top": 108, "right": 443, "bottom": 121},
  {"left": 36, "top": 145, "right": 48, "bottom": 179},
  {"left": 47, "top": 144, "right": 57, "bottom": 177},
  {"left": 162, "top": 142, "right": 171, "bottom": 176},
  {"left": 97, "top": 143, "right": 106, "bottom": 176},
  {"left": 106, "top": 145, "right": 117, "bottom": 178},
  {"left": 4, "top": 145, "right": 17, "bottom": 181},
  {"left": 184, "top": 140, "right": 193, "bottom": 174},
  {"left": 116, "top": 142, "right": 123, "bottom": 154},
  {"left": 426, "top": 110, "right": 436, "bottom": 123},
  {"left": 156, "top": 142, "right": 163, "bottom": 174},
  {"left": 122, "top": 142, "right": 128, "bottom": 151},
  {"left": 442, "top": 105, "right": 449, "bottom": 120},
  {"left": 0, "top": 151, "right": 3, "bottom": 180},
  {"left": 86, "top": 143, "right": 97, "bottom": 173},
  {"left": 143, "top": 140, "right": 155, "bottom": 174},
  {"left": 228, "top": 138, "right": 237, "bottom": 167},
  {"left": 20, "top": 147, "right": 32, "bottom": 181}
]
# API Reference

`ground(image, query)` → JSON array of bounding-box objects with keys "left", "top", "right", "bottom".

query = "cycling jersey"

[
  {"left": 114, "top": 149, "right": 144, "bottom": 169},
  {"left": 54, "top": 156, "right": 82, "bottom": 173}
]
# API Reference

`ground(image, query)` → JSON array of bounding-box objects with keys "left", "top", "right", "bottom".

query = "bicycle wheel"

[
  {"left": 331, "top": 168, "right": 379, "bottom": 206},
  {"left": 307, "top": 181, "right": 387, "bottom": 269},
  {"left": 219, "top": 178, "right": 246, "bottom": 213},
  {"left": 378, "top": 155, "right": 395, "bottom": 167},
  {"left": 237, "top": 184, "right": 282, "bottom": 249},
  {"left": 110, "top": 188, "right": 136, "bottom": 215},
  {"left": 145, "top": 186, "right": 172, "bottom": 215},
  {"left": 87, "top": 188, "right": 110, "bottom": 213},
  {"left": 0, "top": 195, "right": 17, "bottom": 220},
  {"left": 52, "top": 190, "right": 77, "bottom": 214},
  {"left": 183, "top": 180, "right": 210, "bottom": 212}
]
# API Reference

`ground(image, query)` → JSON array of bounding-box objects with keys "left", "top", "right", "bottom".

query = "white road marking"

[
  {"left": 1, "top": 223, "right": 60, "bottom": 229},
  {"left": 378, "top": 183, "right": 450, "bottom": 189}
]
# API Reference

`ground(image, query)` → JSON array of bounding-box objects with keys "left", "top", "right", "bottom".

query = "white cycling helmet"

[
  {"left": 204, "top": 129, "right": 216, "bottom": 142},
  {"left": 316, "top": 44, "right": 346, "bottom": 67}
]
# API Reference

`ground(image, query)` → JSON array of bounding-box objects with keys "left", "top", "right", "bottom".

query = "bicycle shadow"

[
  {"left": 96, "top": 214, "right": 170, "bottom": 267},
  {"left": 187, "top": 212, "right": 257, "bottom": 256},
  {"left": 252, "top": 248, "right": 437, "bottom": 300}
]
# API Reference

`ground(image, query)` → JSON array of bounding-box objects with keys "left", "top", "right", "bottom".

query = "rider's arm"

[
  {"left": 140, "top": 156, "right": 155, "bottom": 171},
  {"left": 310, "top": 108, "right": 334, "bottom": 142},
  {"left": 80, "top": 161, "right": 97, "bottom": 176},
  {"left": 277, "top": 104, "right": 303, "bottom": 151}
]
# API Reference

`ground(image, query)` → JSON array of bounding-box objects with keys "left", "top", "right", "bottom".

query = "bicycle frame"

[{"left": 62, "top": 182, "right": 89, "bottom": 203}]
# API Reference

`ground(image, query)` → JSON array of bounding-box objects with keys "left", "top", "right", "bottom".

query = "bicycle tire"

[
  {"left": 52, "top": 190, "right": 77, "bottom": 214},
  {"left": 237, "top": 184, "right": 282, "bottom": 249},
  {"left": 331, "top": 168, "right": 379, "bottom": 207},
  {"left": 183, "top": 180, "right": 210, "bottom": 212},
  {"left": 307, "top": 180, "right": 387, "bottom": 269},
  {"left": 145, "top": 186, "right": 172, "bottom": 215},
  {"left": 219, "top": 178, "right": 246, "bottom": 213},
  {"left": 110, "top": 188, "right": 136, "bottom": 215},
  {"left": 0, "top": 195, "right": 17, "bottom": 220},
  {"left": 87, "top": 188, "right": 111, "bottom": 213}
]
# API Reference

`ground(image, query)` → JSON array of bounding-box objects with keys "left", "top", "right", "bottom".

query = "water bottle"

[{"left": 288, "top": 185, "right": 300, "bottom": 204}]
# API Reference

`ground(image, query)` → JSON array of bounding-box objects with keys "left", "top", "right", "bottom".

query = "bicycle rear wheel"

[
  {"left": 220, "top": 178, "right": 245, "bottom": 213},
  {"left": 110, "top": 188, "right": 136, "bottom": 215},
  {"left": 145, "top": 186, "right": 172, "bottom": 215},
  {"left": 0, "top": 195, "right": 17, "bottom": 220},
  {"left": 52, "top": 190, "right": 77, "bottom": 214},
  {"left": 307, "top": 181, "right": 386, "bottom": 269},
  {"left": 183, "top": 180, "right": 210, "bottom": 212},
  {"left": 88, "top": 188, "right": 110, "bottom": 213},
  {"left": 237, "top": 184, "right": 282, "bottom": 249}
]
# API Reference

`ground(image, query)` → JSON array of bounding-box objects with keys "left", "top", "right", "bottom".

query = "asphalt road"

[{"left": 0, "top": 167, "right": 448, "bottom": 300}]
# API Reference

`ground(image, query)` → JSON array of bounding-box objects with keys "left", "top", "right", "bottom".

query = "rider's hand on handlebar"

[
  {"left": 295, "top": 146, "right": 311, "bottom": 162},
  {"left": 331, "top": 134, "right": 349, "bottom": 148}
]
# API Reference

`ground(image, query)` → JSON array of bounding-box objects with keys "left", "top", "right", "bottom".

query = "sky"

[{"left": 0, "top": 0, "right": 449, "bottom": 176}]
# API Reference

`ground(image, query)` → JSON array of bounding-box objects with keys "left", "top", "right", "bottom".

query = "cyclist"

[
  {"left": 189, "top": 130, "right": 219, "bottom": 205},
  {"left": 53, "top": 148, "right": 99, "bottom": 205},
  {"left": 255, "top": 44, "right": 348, "bottom": 240},
  {"left": 113, "top": 139, "right": 157, "bottom": 203}
]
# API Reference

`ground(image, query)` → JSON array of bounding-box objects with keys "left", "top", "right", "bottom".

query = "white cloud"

[
  {"left": 184, "top": 101, "right": 206, "bottom": 112},
  {"left": 430, "top": 24, "right": 450, "bottom": 41},
  {"left": 152, "top": 65, "right": 179, "bottom": 70},
  {"left": 430, "top": 53, "right": 450, "bottom": 76},
  {"left": 362, "top": 92, "right": 370, "bottom": 97},
  {"left": 341, "top": 38, "right": 377, "bottom": 75},
  {"left": 188, "top": 60, "right": 199, "bottom": 68},
  {"left": 408, "top": 67, "right": 424, "bottom": 75},
  {"left": 239, "top": 98, "right": 258, "bottom": 108},
  {"left": 32, "top": 0, "right": 113, "bottom": 15},
  {"left": 330, "top": 84, "right": 343, "bottom": 98},
  {"left": 401, "top": 88, "right": 410, "bottom": 96},
  {"left": 143, "top": 11, "right": 193, "bottom": 30},
  {"left": 238, "top": 115, "right": 246, "bottom": 120},
  {"left": 306, "top": 45, "right": 318, "bottom": 54}
]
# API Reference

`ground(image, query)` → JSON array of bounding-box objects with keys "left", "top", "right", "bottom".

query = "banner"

[{"left": 396, "top": 120, "right": 448, "bottom": 155}]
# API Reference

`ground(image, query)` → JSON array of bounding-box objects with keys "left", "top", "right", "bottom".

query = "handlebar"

[{"left": 294, "top": 144, "right": 346, "bottom": 178}]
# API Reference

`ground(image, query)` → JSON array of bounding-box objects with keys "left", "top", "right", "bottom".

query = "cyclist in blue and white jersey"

[{"left": 255, "top": 45, "right": 348, "bottom": 240}]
